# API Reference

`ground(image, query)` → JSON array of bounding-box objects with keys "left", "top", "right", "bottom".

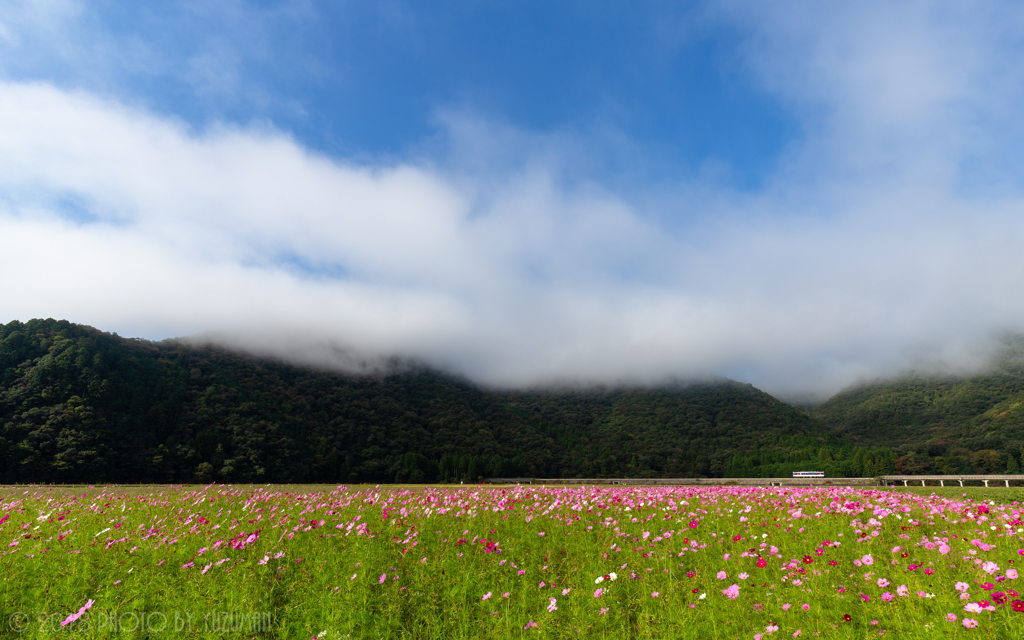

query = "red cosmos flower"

[
  {"left": 1011, "top": 599, "right": 1024, "bottom": 613},
  {"left": 828, "top": 561, "right": 838, "bottom": 566},
  {"left": 842, "top": 614, "right": 852, "bottom": 622},
  {"left": 692, "top": 588, "right": 699, "bottom": 593},
  {"left": 687, "top": 571, "right": 696, "bottom": 578},
  {"left": 803, "top": 556, "right": 814, "bottom": 564},
  {"left": 900, "top": 552, "right": 909, "bottom": 558}
]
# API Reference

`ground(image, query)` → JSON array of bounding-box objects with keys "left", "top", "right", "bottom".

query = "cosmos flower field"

[{"left": 2, "top": 485, "right": 1024, "bottom": 638}]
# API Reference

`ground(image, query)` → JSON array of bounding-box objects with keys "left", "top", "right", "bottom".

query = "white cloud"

[{"left": 2, "top": 2, "right": 1024, "bottom": 401}]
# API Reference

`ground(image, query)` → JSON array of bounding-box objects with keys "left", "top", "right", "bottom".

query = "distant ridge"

[{"left": 811, "top": 334, "right": 1024, "bottom": 474}]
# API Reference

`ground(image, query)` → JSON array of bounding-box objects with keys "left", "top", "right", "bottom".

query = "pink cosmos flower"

[
  {"left": 877, "top": 578, "right": 889, "bottom": 588},
  {"left": 482, "top": 592, "right": 492, "bottom": 601},
  {"left": 956, "top": 581, "right": 970, "bottom": 592},
  {"left": 651, "top": 592, "right": 659, "bottom": 598},
  {"left": 594, "top": 588, "right": 604, "bottom": 598},
  {"left": 801, "top": 604, "right": 810, "bottom": 611},
  {"left": 881, "top": 592, "right": 894, "bottom": 602},
  {"left": 861, "top": 555, "right": 874, "bottom": 566},
  {"left": 1008, "top": 569, "right": 1019, "bottom": 580},
  {"left": 896, "top": 585, "right": 909, "bottom": 597},
  {"left": 782, "top": 604, "right": 791, "bottom": 611},
  {"left": 962, "top": 618, "right": 978, "bottom": 629},
  {"left": 717, "top": 571, "right": 728, "bottom": 580},
  {"left": 61, "top": 599, "right": 94, "bottom": 627},
  {"left": 722, "top": 584, "right": 740, "bottom": 599},
  {"left": 378, "top": 573, "right": 386, "bottom": 584},
  {"left": 946, "top": 613, "right": 957, "bottom": 622}
]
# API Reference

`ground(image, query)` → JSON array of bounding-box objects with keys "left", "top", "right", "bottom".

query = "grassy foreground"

[{"left": 2, "top": 483, "right": 1024, "bottom": 638}]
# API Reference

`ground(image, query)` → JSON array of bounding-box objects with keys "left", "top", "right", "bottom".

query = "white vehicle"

[{"left": 792, "top": 471, "right": 825, "bottom": 478}]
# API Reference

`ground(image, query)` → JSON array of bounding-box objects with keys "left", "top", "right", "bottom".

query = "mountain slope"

[
  {"left": 1, "top": 318, "right": 876, "bottom": 483},
  {"left": 501, "top": 384, "right": 892, "bottom": 478},
  {"left": 811, "top": 335, "right": 1024, "bottom": 473}
]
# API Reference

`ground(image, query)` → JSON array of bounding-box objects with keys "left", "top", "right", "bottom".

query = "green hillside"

[
  {"left": 0, "top": 318, "right": 880, "bottom": 483},
  {"left": 811, "top": 335, "right": 1024, "bottom": 474},
  {"left": 500, "top": 386, "right": 893, "bottom": 478}
]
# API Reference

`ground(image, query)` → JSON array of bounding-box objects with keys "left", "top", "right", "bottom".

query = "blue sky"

[
  {"left": 2, "top": 2, "right": 796, "bottom": 187},
  {"left": 2, "top": 0, "right": 1024, "bottom": 399}
]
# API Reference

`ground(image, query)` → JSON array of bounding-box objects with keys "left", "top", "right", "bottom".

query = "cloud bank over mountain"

[{"left": 2, "top": 1, "right": 1024, "bottom": 400}]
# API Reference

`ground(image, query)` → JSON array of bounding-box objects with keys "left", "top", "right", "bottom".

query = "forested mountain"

[
  {"left": 811, "top": 335, "right": 1024, "bottom": 475},
  {"left": 0, "top": 318, "right": 884, "bottom": 483}
]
